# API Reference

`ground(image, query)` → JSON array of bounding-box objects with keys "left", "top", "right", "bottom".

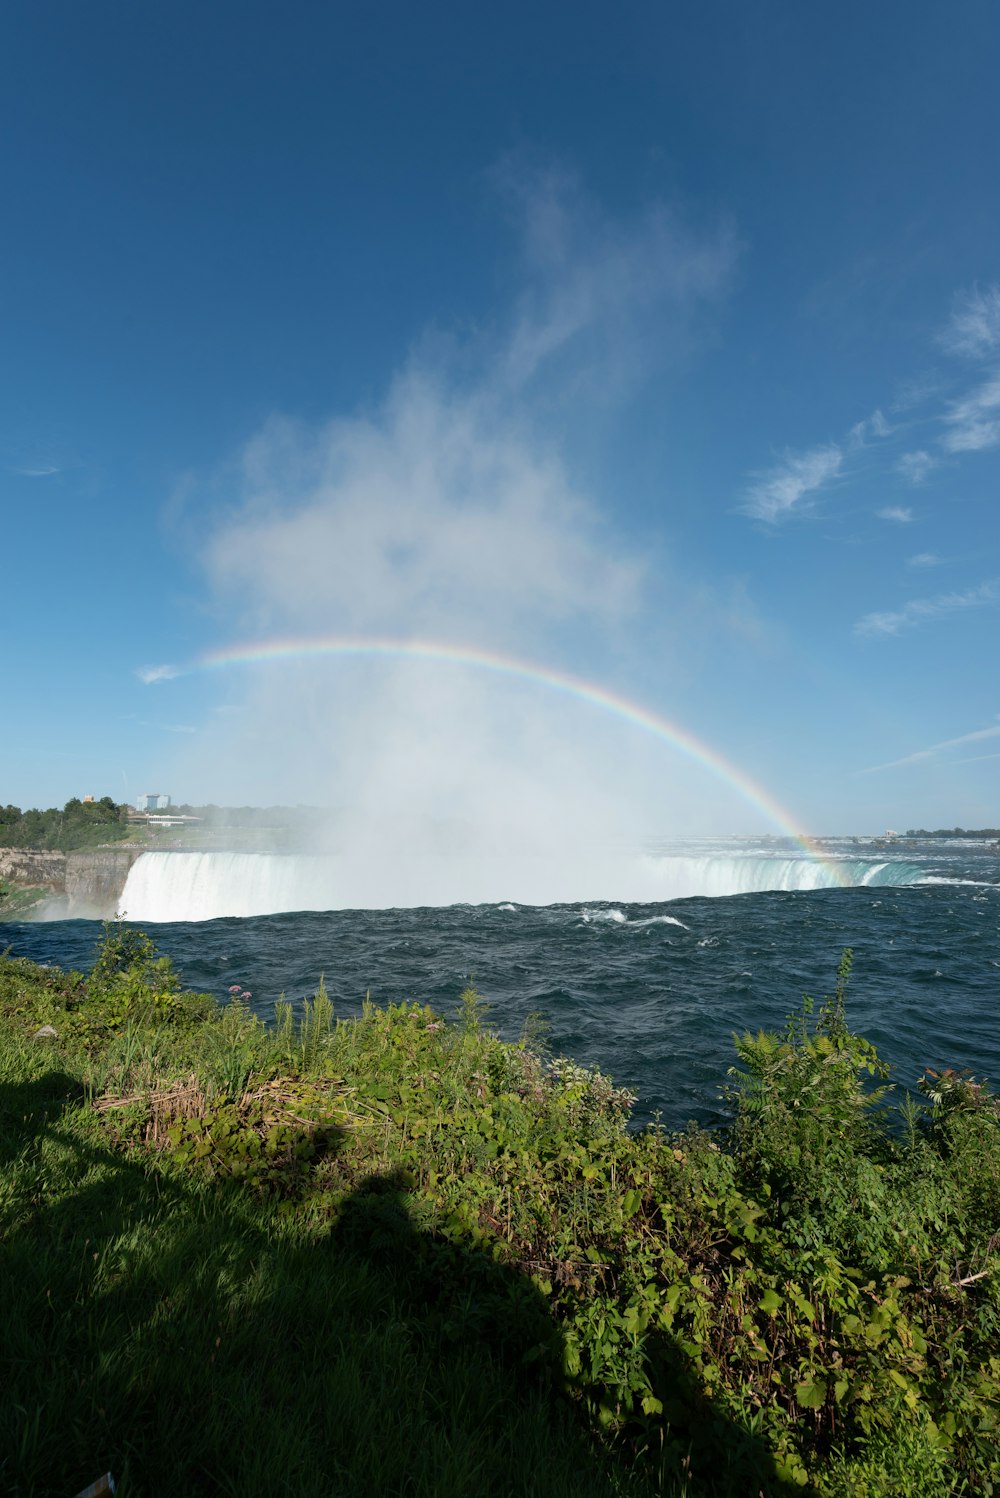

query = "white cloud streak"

[
  {"left": 942, "top": 371, "right": 1000, "bottom": 453},
  {"left": 741, "top": 406, "right": 890, "bottom": 524},
  {"left": 496, "top": 161, "right": 738, "bottom": 397},
  {"left": 895, "top": 449, "right": 936, "bottom": 484},
  {"left": 935, "top": 285, "right": 1000, "bottom": 455},
  {"left": 137, "top": 664, "right": 181, "bottom": 684},
  {"left": 854, "top": 579, "right": 1000, "bottom": 637},
  {"left": 848, "top": 409, "right": 892, "bottom": 446},
  {"left": 858, "top": 721, "right": 1000, "bottom": 774},
  {"left": 741, "top": 444, "right": 843, "bottom": 522},
  {"left": 906, "top": 552, "right": 943, "bottom": 568},
  {"left": 941, "top": 285, "right": 1000, "bottom": 359},
  {"left": 876, "top": 506, "right": 913, "bottom": 523},
  {"left": 745, "top": 282, "right": 1000, "bottom": 525}
]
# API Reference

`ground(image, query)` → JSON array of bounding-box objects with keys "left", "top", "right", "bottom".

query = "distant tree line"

[
  {"left": 0, "top": 797, "right": 131, "bottom": 851},
  {"left": 904, "top": 827, "right": 1000, "bottom": 839}
]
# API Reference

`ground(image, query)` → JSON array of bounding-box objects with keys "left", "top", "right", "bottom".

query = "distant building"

[
  {"left": 82, "top": 794, "right": 95, "bottom": 804},
  {"left": 136, "top": 793, "right": 172, "bottom": 811}
]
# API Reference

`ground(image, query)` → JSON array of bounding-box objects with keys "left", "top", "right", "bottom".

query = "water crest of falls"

[{"left": 116, "top": 845, "right": 928, "bottom": 923}]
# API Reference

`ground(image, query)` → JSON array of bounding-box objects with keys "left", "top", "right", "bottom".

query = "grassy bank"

[
  {"left": 0, "top": 881, "right": 49, "bottom": 919},
  {"left": 1, "top": 934, "right": 998, "bottom": 1497}
]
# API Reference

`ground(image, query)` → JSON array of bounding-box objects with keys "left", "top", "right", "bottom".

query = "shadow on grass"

[
  {"left": 641, "top": 1326, "right": 808, "bottom": 1496},
  {"left": 1, "top": 1069, "right": 802, "bottom": 1497}
]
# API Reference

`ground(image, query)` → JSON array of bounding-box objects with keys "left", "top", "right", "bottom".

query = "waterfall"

[{"left": 116, "top": 848, "right": 925, "bottom": 923}]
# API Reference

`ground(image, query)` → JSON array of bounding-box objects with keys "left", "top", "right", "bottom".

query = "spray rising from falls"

[{"left": 117, "top": 849, "right": 927, "bottom": 923}]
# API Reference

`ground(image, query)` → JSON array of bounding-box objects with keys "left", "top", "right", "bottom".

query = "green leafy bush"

[{"left": 82, "top": 921, "right": 215, "bottom": 1035}]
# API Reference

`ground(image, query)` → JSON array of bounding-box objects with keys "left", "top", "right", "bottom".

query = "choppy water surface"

[{"left": 7, "top": 839, "right": 998, "bottom": 1128}]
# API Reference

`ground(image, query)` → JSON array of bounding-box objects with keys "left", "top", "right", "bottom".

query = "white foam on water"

[{"left": 917, "top": 877, "right": 997, "bottom": 888}]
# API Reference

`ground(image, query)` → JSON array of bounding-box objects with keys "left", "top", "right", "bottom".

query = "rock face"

[
  {"left": 65, "top": 848, "right": 145, "bottom": 916},
  {"left": 0, "top": 846, "right": 144, "bottom": 917},
  {"left": 0, "top": 849, "right": 67, "bottom": 892}
]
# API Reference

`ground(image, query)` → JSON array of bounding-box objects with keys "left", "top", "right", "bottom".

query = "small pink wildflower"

[
  {"left": 241, "top": 991, "right": 252, "bottom": 1000},
  {"left": 228, "top": 985, "right": 241, "bottom": 994}
]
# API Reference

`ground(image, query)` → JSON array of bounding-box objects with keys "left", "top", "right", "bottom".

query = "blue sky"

[{"left": 3, "top": 1, "right": 999, "bottom": 837}]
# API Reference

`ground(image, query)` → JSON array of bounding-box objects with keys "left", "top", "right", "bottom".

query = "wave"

[
  {"left": 916, "top": 876, "right": 998, "bottom": 888},
  {"left": 115, "top": 848, "right": 929, "bottom": 923},
  {"left": 580, "top": 910, "right": 689, "bottom": 929}
]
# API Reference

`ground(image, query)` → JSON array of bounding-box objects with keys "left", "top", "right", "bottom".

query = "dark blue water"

[{"left": 6, "top": 844, "right": 998, "bottom": 1128}]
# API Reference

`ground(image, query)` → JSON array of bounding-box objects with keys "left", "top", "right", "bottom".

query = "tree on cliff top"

[{"left": 0, "top": 797, "right": 130, "bottom": 851}]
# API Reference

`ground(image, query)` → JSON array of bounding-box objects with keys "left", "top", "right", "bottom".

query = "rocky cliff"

[
  {"left": 65, "top": 848, "right": 144, "bottom": 916},
  {"left": 0, "top": 849, "right": 67, "bottom": 892},
  {"left": 0, "top": 846, "right": 144, "bottom": 917}
]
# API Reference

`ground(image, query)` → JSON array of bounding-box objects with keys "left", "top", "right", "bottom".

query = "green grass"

[
  {"left": 1, "top": 934, "right": 998, "bottom": 1496},
  {"left": 0, "top": 882, "right": 49, "bottom": 919},
  {"left": 1, "top": 1041, "right": 637, "bottom": 1497}
]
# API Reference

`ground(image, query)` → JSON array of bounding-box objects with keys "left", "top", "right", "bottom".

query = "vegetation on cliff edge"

[{"left": 0, "top": 796, "right": 130, "bottom": 851}]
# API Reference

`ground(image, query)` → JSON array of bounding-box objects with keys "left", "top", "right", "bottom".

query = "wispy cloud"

[
  {"left": 495, "top": 159, "right": 739, "bottom": 397},
  {"left": 854, "top": 579, "right": 1000, "bottom": 637},
  {"left": 876, "top": 505, "right": 913, "bottom": 523},
  {"left": 940, "top": 284, "right": 1000, "bottom": 359},
  {"left": 895, "top": 449, "right": 936, "bottom": 484},
  {"left": 891, "top": 373, "right": 945, "bottom": 414},
  {"left": 906, "top": 552, "right": 943, "bottom": 568},
  {"left": 858, "top": 720, "right": 1000, "bottom": 773},
  {"left": 746, "top": 281, "right": 1000, "bottom": 523},
  {"left": 742, "top": 443, "right": 843, "bottom": 522},
  {"left": 137, "top": 663, "right": 182, "bottom": 684},
  {"left": 935, "top": 285, "right": 1000, "bottom": 455},
  {"left": 848, "top": 408, "right": 892, "bottom": 446},
  {"left": 942, "top": 371, "right": 1000, "bottom": 453},
  {"left": 12, "top": 464, "right": 59, "bottom": 477},
  {"left": 741, "top": 407, "right": 890, "bottom": 524}
]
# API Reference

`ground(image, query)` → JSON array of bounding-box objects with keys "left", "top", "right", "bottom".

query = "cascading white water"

[{"left": 116, "top": 849, "right": 922, "bottom": 922}]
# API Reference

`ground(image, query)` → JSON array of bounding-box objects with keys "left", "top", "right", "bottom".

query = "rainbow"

[{"left": 170, "top": 633, "right": 848, "bottom": 885}]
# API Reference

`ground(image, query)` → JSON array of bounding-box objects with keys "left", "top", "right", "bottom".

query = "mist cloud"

[
  {"left": 207, "top": 374, "right": 640, "bottom": 646},
  {"left": 196, "top": 372, "right": 660, "bottom": 856},
  {"left": 164, "top": 167, "right": 758, "bottom": 860}
]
